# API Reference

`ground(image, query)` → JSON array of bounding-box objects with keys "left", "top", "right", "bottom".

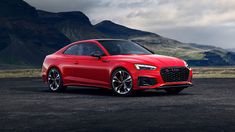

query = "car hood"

[{"left": 109, "top": 54, "right": 186, "bottom": 67}]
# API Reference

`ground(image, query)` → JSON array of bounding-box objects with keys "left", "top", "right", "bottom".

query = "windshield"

[{"left": 98, "top": 40, "right": 153, "bottom": 55}]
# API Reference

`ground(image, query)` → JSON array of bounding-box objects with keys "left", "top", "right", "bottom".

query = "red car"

[{"left": 42, "top": 39, "right": 193, "bottom": 96}]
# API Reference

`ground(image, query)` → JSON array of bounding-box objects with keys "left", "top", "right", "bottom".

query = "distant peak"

[
  {"left": 57, "top": 11, "right": 90, "bottom": 21},
  {"left": 38, "top": 10, "right": 88, "bottom": 19},
  {"left": 37, "top": 10, "right": 92, "bottom": 26},
  {"left": 100, "top": 20, "right": 115, "bottom": 24},
  {"left": 96, "top": 20, "right": 126, "bottom": 28},
  {"left": 95, "top": 20, "right": 158, "bottom": 39},
  {"left": 98, "top": 20, "right": 122, "bottom": 25},
  {"left": 58, "top": 11, "right": 85, "bottom": 16}
]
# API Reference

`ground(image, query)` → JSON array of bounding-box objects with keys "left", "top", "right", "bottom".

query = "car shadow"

[
  {"left": 9, "top": 85, "right": 193, "bottom": 97},
  {"left": 133, "top": 90, "right": 192, "bottom": 97},
  {"left": 41, "top": 86, "right": 193, "bottom": 97}
]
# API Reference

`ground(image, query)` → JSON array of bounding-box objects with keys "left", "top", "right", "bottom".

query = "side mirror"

[{"left": 91, "top": 51, "right": 103, "bottom": 59}]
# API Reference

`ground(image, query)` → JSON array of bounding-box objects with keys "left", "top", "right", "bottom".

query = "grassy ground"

[
  {"left": 0, "top": 67, "right": 235, "bottom": 78},
  {"left": 0, "top": 69, "right": 41, "bottom": 78},
  {"left": 192, "top": 67, "right": 235, "bottom": 78}
]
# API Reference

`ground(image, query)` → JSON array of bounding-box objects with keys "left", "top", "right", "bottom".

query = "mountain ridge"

[
  {"left": 95, "top": 20, "right": 158, "bottom": 39},
  {"left": 0, "top": 0, "right": 38, "bottom": 18},
  {"left": 38, "top": 10, "right": 105, "bottom": 41},
  {"left": 226, "top": 48, "right": 235, "bottom": 53},
  {"left": 0, "top": 0, "right": 234, "bottom": 69}
]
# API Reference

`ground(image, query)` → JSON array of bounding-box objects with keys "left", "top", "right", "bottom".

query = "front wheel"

[
  {"left": 111, "top": 69, "right": 133, "bottom": 96},
  {"left": 164, "top": 87, "right": 185, "bottom": 95},
  {"left": 47, "top": 68, "right": 66, "bottom": 92}
]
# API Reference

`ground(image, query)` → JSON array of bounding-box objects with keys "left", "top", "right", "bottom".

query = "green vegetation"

[
  {"left": 0, "top": 69, "right": 41, "bottom": 78},
  {"left": 141, "top": 43, "right": 206, "bottom": 60},
  {"left": 0, "top": 67, "right": 235, "bottom": 78},
  {"left": 192, "top": 67, "right": 235, "bottom": 78}
]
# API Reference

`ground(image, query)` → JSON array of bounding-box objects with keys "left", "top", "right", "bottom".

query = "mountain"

[
  {"left": 95, "top": 20, "right": 157, "bottom": 39},
  {"left": 38, "top": 10, "right": 105, "bottom": 41},
  {"left": 0, "top": 0, "right": 70, "bottom": 67},
  {"left": 0, "top": 0, "right": 234, "bottom": 69},
  {"left": 0, "top": 0, "right": 38, "bottom": 18},
  {"left": 227, "top": 48, "right": 235, "bottom": 53}
]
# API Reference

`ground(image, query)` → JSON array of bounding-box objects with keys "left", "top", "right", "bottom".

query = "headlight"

[
  {"left": 184, "top": 61, "right": 189, "bottom": 68},
  {"left": 135, "top": 64, "right": 156, "bottom": 70}
]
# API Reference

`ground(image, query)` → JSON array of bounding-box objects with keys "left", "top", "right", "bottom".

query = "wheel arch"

[
  {"left": 111, "top": 66, "right": 131, "bottom": 76},
  {"left": 109, "top": 65, "right": 134, "bottom": 85},
  {"left": 46, "top": 65, "right": 63, "bottom": 82}
]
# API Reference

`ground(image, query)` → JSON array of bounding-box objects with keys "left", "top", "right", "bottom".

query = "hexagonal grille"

[{"left": 160, "top": 67, "right": 189, "bottom": 82}]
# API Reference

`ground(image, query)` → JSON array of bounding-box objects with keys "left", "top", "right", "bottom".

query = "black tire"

[
  {"left": 47, "top": 68, "right": 66, "bottom": 92},
  {"left": 111, "top": 68, "right": 133, "bottom": 96},
  {"left": 164, "top": 87, "right": 185, "bottom": 95}
]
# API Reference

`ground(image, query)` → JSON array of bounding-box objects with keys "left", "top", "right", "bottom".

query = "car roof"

[
  {"left": 91, "top": 38, "right": 127, "bottom": 41},
  {"left": 70, "top": 39, "right": 130, "bottom": 45}
]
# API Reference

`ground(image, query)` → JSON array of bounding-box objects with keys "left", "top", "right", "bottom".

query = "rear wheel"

[
  {"left": 164, "top": 87, "right": 185, "bottom": 95},
  {"left": 111, "top": 69, "right": 133, "bottom": 96},
  {"left": 47, "top": 68, "right": 66, "bottom": 92}
]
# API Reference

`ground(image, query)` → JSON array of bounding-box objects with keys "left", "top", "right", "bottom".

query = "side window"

[
  {"left": 64, "top": 42, "right": 104, "bottom": 56},
  {"left": 64, "top": 44, "right": 80, "bottom": 55},
  {"left": 79, "top": 43, "right": 104, "bottom": 56}
]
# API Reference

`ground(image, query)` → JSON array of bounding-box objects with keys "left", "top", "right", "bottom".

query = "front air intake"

[{"left": 160, "top": 67, "right": 189, "bottom": 82}]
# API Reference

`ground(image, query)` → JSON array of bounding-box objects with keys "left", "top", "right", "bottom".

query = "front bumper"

[
  {"left": 132, "top": 67, "right": 193, "bottom": 90},
  {"left": 158, "top": 84, "right": 193, "bottom": 89}
]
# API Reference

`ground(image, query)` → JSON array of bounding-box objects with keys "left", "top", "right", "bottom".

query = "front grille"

[{"left": 160, "top": 67, "right": 189, "bottom": 82}]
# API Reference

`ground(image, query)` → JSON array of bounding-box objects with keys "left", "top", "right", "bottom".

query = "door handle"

[
  {"left": 73, "top": 62, "right": 79, "bottom": 65},
  {"left": 102, "top": 60, "right": 110, "bottom": 62}
]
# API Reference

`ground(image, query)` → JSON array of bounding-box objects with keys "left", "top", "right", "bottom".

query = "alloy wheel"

[
  {"left": 48, "top": 69, "right": 61, "bottom": 91},
  {"left": 112, "top": 69, "right": 133, "bottom": 95}
]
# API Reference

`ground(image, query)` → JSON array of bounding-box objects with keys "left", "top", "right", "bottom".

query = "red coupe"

[{"left": 42, "top": 39, "right": 193, "bottom": 96}]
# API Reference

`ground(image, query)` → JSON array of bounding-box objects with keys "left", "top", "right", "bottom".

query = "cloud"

[
  {"left": 24, "top": 0, "right": 235, "bottom": 48},
  {"left": 157, "top": 26, "right": 235, "bottom": 48}
]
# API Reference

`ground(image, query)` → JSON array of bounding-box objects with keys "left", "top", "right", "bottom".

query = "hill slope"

[
  {"left": 38, "top": 10, "right": 105, "bottom": 41},
  {"left": 0, "top": 0, "right": 70, "bottom": 67},
  {"left": 95, "top": 21, "right": 235, "bottom": 66}
]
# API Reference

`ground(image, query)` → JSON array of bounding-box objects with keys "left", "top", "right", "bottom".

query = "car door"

[
  {"left": 72, "top": 42, "right": 110, "bottom": 87},
  {"left": 61, "top": 44, "right": 82, "bottom": 84}
]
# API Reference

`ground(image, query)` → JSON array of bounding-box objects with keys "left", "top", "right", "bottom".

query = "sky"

[{"left": 24, "top": 0, "right": 235, "bottom": 49}]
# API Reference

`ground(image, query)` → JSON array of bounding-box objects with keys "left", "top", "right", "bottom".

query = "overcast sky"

[{"left": 24, "top": 0, "right": 235, "bottom": 48}]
